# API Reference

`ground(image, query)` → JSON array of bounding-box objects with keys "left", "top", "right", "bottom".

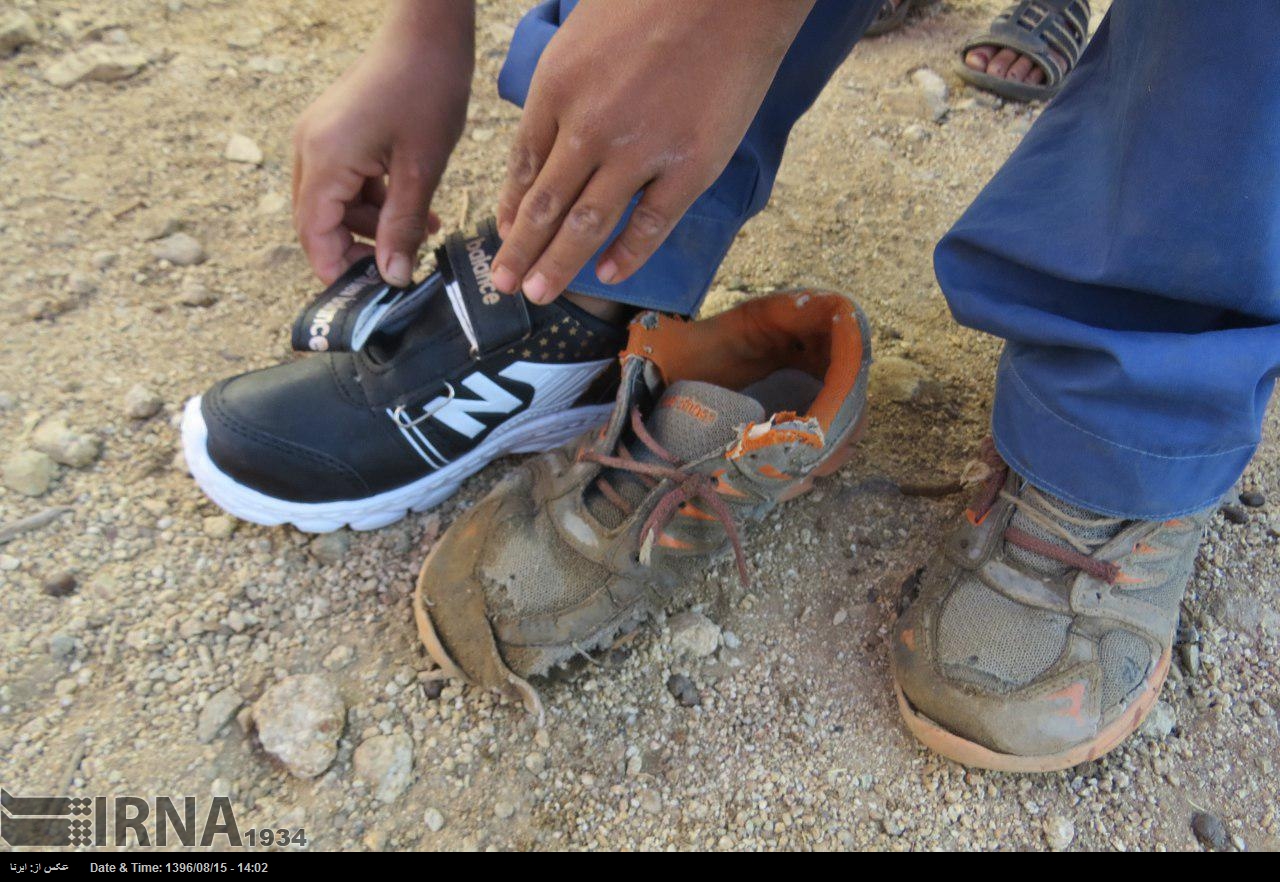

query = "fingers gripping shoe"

[
  {"left": 414, "top": 291, "right": 872, "bottom": 713},
  {"left": 181, "top": 219, "right": 625, "bottom": 532},
  {"left": 892, "top": 439, "right": 1213, "bottom": 772}
]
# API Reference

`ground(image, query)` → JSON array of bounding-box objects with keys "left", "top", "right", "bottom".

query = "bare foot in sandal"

[{"left": 956, "top": 0, "right": 1091, "bottom": 102}]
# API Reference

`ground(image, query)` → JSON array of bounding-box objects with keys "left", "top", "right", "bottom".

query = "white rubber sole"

[{"left": 181, "top": 395, "right": 612, "bottom": 533}]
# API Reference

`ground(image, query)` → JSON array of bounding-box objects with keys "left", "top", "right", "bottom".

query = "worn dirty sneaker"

[
  {"left": 414, "top": 291, "right": 871, "bottom": 712},
  {"left": 181, "top": 219, "right": 625, "bottom": 532},
  {"left": 892, "top": 439, "right": 1213, "bottom": 772}
]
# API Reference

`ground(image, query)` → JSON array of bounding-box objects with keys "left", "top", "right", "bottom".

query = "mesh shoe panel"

[
  {"left": 937, "top": 576, "right": 1072, "bottom": 690},
  {"left": 479, "top": 509, "right": 610, "bottom": 618}
]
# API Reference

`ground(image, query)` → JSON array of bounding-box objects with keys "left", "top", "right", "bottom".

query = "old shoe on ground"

[
  {"left": 892, "top": 438, "right": 1212, "bottom": 771},
  {"left": 414, "top": 291, "right": 872, "bottom": 712}
]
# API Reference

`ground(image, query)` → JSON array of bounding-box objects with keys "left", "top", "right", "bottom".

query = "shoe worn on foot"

[
  {"left": 415, "top": 291, "right": 871, "bottom": 712},
  {"left": 182, "top": 219, "right": 625, "bottom": 532},
  {"left": 892, "top": 439, "right": 1212, "bottom": 772}
]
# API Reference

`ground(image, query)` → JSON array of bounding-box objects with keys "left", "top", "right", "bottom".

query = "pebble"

[
  {"left": 123, "top": 384, "right": 163, "bottom": 420},
  {"left": 1138, "top": 700, "right": 1176, "bottom": 740},
  {"left": 202, "top": 516, "right": 236, "bottom": 540},
  {"left": 32, "top": 417, "right": 101, "bottom": 468},
  {"left": 869, "top": 356, "right": 932, "bottom": 404},
  {"left": 91, "top": 251, "right": 118, "bottom": 271},
  {"left": 1, "top": 10, "right": 37, "bottom": 56},
  {"left": 423, "top": 808, "right": 445, "bottom": 833},
  {"left": 1220, "top": 505, "right": 1247, "bottom": 525},
  {"left": 196, "top": 687, "right": 243, "bottom": 743},
  {"left": 49, "top": 633, "right": 77, "bottom": 660},
  {"left": 224, "top": 134, "right": 263, "bottom": 166},
  {"left": 2, "top": 450, "right": 57, "bottom": 497},
  {"left": 638, "top": 790, "right": 662, "bottom": 815},
  {"left": 354, "top": 733, "right": 414, "bottom": 803},
  {"left": 493, "top": 801, "right": 515, "bottom": 820},
  {"left": 666, "top": 674, "right": 701, "bottom": 708},
  {"left": 46, "top": 46, "right": 148, "bottom": 88},
  {"left": 176, "top": 280, "right": 218, "bottom": 307},
  {"left": 309, "top": 531, "right": 351, "bottom": 565},
  {"left": 0, "top": 391, "right": 16, "bottom": 410},
  {"left": 251, "top": 674, "right": 345, "bottom": 779},
  {"left": 1043, "top": 813, "right": 1075, "bottom": 851},
  {"left": 1191, "top": 811, "right": 1229, "bottom": 851},
  {"left": 153, "top": 233, "right": 206, "bottom": 267},
  {"left": 668, "top": 610, "right": 720, "bottom": 658},
  {"left": 322, "top": 644, "right": 355, "bottom": 671},
  {"left": 1239, "top": 490, "right": 1265, "bottom": 508},
  {"left": 42, "top": 572, "right": 78, "bottom": 598},
  {"left": 832, "top": 608, "right": 848, "bottom": 626},
  {"left": 524, "top": 752, "right": 546, "bottom": 775},
  {"left": 911, "top": 68, "right": 949, "bottom": 122},
  {"left": 256, "top": 192, "right": 289, "bottom": 215}
]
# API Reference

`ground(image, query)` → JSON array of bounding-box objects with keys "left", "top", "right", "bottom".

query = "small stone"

[
  {"left": 638, "top": 790, "right": 662, "bottom": 815},
  {"left": 832, "top": 608, "right": 848, "bottom": 626},
  {"left": 256, "top": 192, "right": 289, "bottom": 216},
  {"left": 353, "top": 733, "right": 414, "bottom": 803},
  {"left": 46, "top": 45, "right": 148, "bottom": 88},
  {"left": 1191, "top": 811, "right": 1229, "bottom": 851},
  {"left": 0, "top": 391, "right": 16, "bottom": 410},
  {"left": 869, "top": 356, "right": 933, "bottom": 404},
  {"left": 323, "top": 644, "right": 355, "bottom": 671},
  {"left": 224, "top": 134, "right": 264, "bottom": 166},
  {"left": 1239, "top": 490, "right": 1265, "bottom": 508},
  {"left": 226, "top": 28, "right": 263, "bottom": 49},
  {"left": 3, "top": 450, "right": 57, "bottom": 497},
  {"left": 666, "top": 674, "right": 701, "bottom": 708},
  {"left": 668, "top": 610, "right": 720, "bottom": 658},
  {"left": 152, "top": 233, "right": 206, "bottom": 266},
  {"left": 493, "top": 801, "right": 515, "bottom": 820},
  {"left": 911, "top": 68, "right": 949, "bottom": 122},
  {"left": 1043, "top": 813, "right": 1076, "bottom": 851},
  {"left": 67, "top": 272, "right": 98, "bottom": 296},
  {"left": 92, "top": 251, "right": 118, "bottom": 271},
  {"left": 247, "top": 55, "right": 286, "bottom": 75},
  {"left": 176, "top": 280, "right": 218, "bottom": 307},
  {"left": 42, "top": 572, "right": 78, "bottom": 598},
  {"left": 1, "top": 11, "right": 37, "bottom": 56},
  {"left": 123, "top": 384, "right": 163, "bottom": 420},
  {"left": 32, "top": 416, "right": 101, "bottom": 468},
  {"left": 251, "top": 674, "right": 345, "bottom": 779},
  {"left": 423, "top": 808, "right": 445, "bottom": 833},
  {"left": 202, "top": 515, "right": 236, "bottom": 540},
  {"left": 309, "top": 531, "right": 350, "bottom": 565},
  {"left": 1180, "top": 643, "right": 1201, "bottom": 677},
  {"left": 524, "top": 752, "right": 546, "bottom": 775},
  {"left": 49, "top": 633, "right": 77, "bottom": 660},
  {"left": 1220, "top": 505, "right": 1247, "bottom": 525},
  {"left": 197, "top": 687, "right": 243, "bottom": 743},
  {"left": 1138, "top": 700, "right": 1176, "bottom": 740},
  {"left": 902, "top": 123, "right": 931, "bottom": 143},
  {"left": 470, "top": 127, "right": 495, "bottom": 143},
  {"left": 1210, "top": 593, "right": 1263, "bottom": 637}
]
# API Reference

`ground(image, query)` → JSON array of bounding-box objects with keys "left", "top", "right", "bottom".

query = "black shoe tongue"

[{"left": 644, "top": 380, "right": 765, "bottom": 462}]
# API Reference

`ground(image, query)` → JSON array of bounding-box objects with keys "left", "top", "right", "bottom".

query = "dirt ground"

[{"left": 2, "top": 0, "right": 1278, "bottom": 853}]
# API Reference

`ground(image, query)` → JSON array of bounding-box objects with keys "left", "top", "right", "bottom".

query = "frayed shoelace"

[
  {"left": 964, "top": 437, "right": 1125, "bottom": 584},
  {"left": 579, "top": 406, "right": 751, "bottom": 586}
]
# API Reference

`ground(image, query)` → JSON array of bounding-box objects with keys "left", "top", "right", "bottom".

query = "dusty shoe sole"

[{"left": 892, "top": 648, "right": 1171, "bottom": 772}]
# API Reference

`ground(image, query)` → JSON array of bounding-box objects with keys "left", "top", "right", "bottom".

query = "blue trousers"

[{"left": 498, "top": 0, "right": 1280, "bottom": 521}]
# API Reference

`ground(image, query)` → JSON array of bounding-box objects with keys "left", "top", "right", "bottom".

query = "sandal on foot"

[{"left": 956, "top": 0, "right": 1090, "bottom": 103}]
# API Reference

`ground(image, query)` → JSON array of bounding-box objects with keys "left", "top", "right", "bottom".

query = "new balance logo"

[{"left": 428, "top": 372, "right": 523, "bottom": 439}]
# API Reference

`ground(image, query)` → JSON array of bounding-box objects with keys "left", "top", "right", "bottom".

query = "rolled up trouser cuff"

[{"left": 991, "top": 351, "right": 1250, "bottom": 520}]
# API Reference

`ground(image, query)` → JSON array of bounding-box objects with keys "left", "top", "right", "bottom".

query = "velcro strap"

[
  {"left": 437, "top": 218, "right": 531, "bottom": 358},
  {"left": 290, "top": 257, "right": 436, "bottom": 353}
]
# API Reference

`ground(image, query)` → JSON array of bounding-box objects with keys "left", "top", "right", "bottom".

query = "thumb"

[{"left": 375, "top": 154, "right": 439, "bottom": 287}]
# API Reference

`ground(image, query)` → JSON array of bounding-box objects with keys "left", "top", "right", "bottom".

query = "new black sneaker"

[{"left": 181, "top": 219, "right": 626, "bottom": 532}]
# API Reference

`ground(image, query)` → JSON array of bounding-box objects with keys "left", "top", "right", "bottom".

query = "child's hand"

[
  {"left": 491, "top": 0, "right": 816, "bottom": 304},
  {"left": 292, "top": 1, "right": 475, "bottom": 286}
]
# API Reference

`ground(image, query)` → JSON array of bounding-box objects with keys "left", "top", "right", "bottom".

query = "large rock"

[
  {"left": 2, "top": 450, "right": 57, "bottom": 497},
  {"left": 1, "top": 10, "right": 37, "bottom": 56},
  {"left": 46, "top": 45, "right": 148, "bottom": 88},
  {"left": 31, "top": 417, "right": 100, "bottom": 468},
  {"left": 251, "top": 674, "right": 345, "bottom": 779},
  {"left": 353, "top": 733, "right": 414, "bottom": 803}
]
